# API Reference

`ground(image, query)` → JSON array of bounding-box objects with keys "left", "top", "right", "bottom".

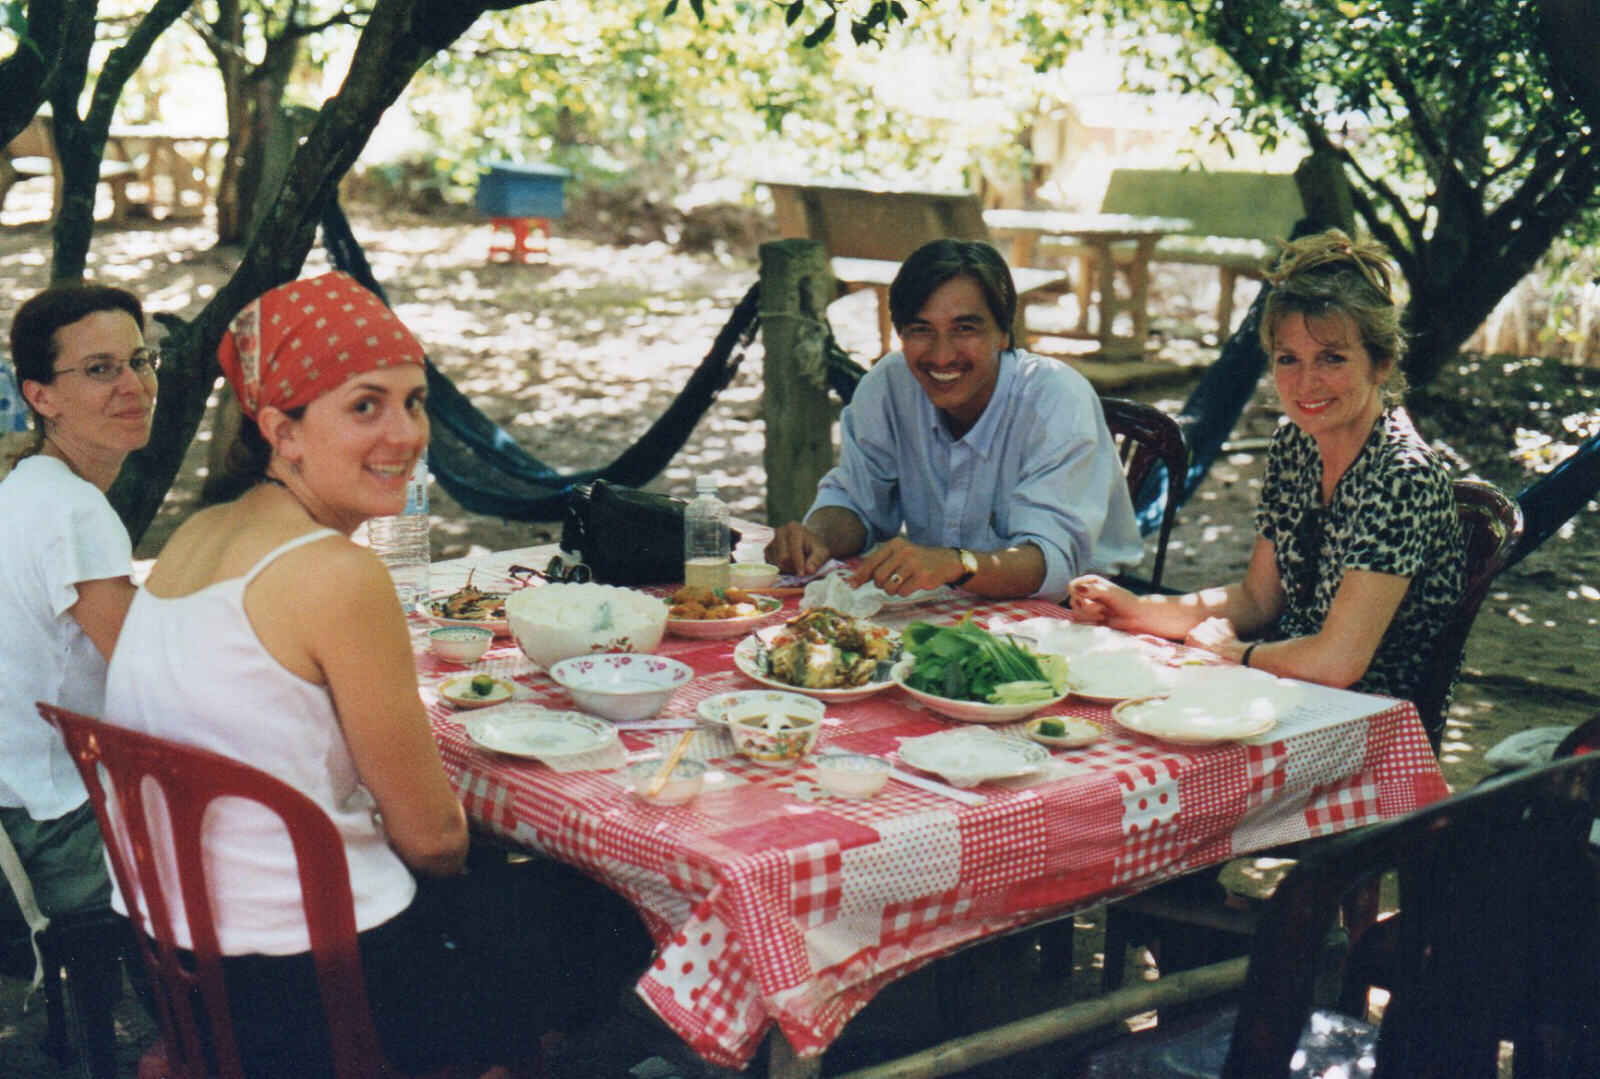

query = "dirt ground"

[{"left": 2, "top": 193, "right": 1596, "bottom": 1077}]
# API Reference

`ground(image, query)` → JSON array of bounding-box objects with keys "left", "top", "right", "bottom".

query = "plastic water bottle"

[
  {"left": 683, "top": 475, "right": 730, "bottom": 591},
  {"left": 367, "top": 457, "right": 431, "bottom": 607}
]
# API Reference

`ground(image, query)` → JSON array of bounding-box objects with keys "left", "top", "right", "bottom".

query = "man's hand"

[
  {"left": 766, "top": 522, "right": 832, "bottom": 577},
  {"left": 851, "top": 538, "right": 963, "bottom": 596}
]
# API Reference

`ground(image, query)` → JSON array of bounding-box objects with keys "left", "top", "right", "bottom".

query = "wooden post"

[{"left": 760, "top": 238, "right": 838, "bottom": 527}]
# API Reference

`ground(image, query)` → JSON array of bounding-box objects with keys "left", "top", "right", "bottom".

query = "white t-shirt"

[
  {"left": 0, "top": 455, "right": 133, "bottom": 820},
  {"left": 104, "top": 530, "right": 416, "bottom": 955}
]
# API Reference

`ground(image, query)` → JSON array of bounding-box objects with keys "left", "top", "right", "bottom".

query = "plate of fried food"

[
  {"left": 733, "top": 606, "right": 900, "bottom": 702},
  {"left": 420, "top": 570, "right": 512, "bottom": 636},
  {"left": 666, "top": 585, "right": 785, "bottom": 639}
]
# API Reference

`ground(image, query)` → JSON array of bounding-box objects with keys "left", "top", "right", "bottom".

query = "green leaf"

[
  {"left": 785, "top": 1, "right": 804, "bottom": 26},
  {"left": 802, "top": 12, "right": 836, "bottom": 48},
  {"left": 688, "top": 0, "right": 705, "bottom": 20}
]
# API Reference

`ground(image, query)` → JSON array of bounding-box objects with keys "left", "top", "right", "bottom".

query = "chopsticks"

[
  {"left": 646, "top": 730, "right": 697, "bottom": 798},
  {"left": 886, "top": 767, "right": 987, "bottom": 806}
]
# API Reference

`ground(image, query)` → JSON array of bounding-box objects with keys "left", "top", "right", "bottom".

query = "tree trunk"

[
  {"left": 47, "top": 0, "right": 194, "bottom": 281},
  {"left": 759, "top": 239, "right": 838, "bottom": 527},
  {"left": 109, "top": 0, "right": 501, "bottom": 542},
  {"left": 0, "top": 0, "right": 77, "bottom": 149}
]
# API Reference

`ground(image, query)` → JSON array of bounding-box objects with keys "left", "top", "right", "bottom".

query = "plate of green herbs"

[{"left": 892, "top": 618, "right": 1072, "bottom": 724}]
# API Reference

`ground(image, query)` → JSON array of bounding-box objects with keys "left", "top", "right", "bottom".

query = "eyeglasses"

[
  {"left": 52, "top": 347, "right": 161, "bottom": 384},
  {"left": 509, "top": 554, "right": 592, "bottom": 585}
]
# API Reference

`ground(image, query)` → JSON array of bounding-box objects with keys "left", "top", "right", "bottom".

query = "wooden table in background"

[
  {"left": 983, "top": 210, "right": 1193, "bottom": 360},
  {"left": 108, "top": 125, "right": 226, "bottom": 221}
]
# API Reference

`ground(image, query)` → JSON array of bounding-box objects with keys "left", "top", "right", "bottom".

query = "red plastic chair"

[{"left": 38, "top": 703, "right": 511, "bottom": 1079}]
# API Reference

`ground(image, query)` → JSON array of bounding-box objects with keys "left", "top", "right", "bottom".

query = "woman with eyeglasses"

[
  {"left": 0, "top": 283, "right": 155, "bottom": 925},
  {"left": 102, "top": 272, "right": 650, "bottom": 1079},
  {"left": 1069, "top": 231, "right": 1464, "bottom": 702}
]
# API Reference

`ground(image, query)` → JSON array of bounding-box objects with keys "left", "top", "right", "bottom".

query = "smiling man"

[{"left": 766, "top": 239, "right": 1140, "bottom": 600}]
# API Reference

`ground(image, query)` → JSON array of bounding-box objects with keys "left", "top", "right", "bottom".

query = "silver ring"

[{"left": 889, "top": 574, "right": 902, "bottom": 585}]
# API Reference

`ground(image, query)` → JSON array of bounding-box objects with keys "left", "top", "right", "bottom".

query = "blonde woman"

[{"left": 1070, "top": 231, "right": 1464, "bottom": 702}]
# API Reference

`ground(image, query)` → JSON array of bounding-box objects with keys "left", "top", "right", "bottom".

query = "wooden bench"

[
  {"left": 1045, "top": 168, "right": 1304, "bottom": 335},
  {"left": 766, "top": 181, "right": 1070, "bottom": 353},
  {"left": 2, "top": 116, "right": 137, "bottom": 222}
]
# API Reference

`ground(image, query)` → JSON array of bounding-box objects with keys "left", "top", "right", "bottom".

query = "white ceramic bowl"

[
  {"left": 547, "top": 653, "right": 694, "bottom": 722},
  {"left": 697, "top": 690, "right": 826, "bottom": 726},
  {"left": 506, "top": 583, "right": 668, "bottom": 670},
  {"left": 815, "top": 753, "right": 891, "bottom": 798},
  {"left": 729, "top": 562, "right": 780, "bottom": 590},
  {"left": 726, "top": 702, "right": 822, "bottom": 766},
  {"left": 629, "top": 757, "right": 706, "bottom": 806},
  {"left": 427, "top": 625, "right": 494, "bottom": 664}
]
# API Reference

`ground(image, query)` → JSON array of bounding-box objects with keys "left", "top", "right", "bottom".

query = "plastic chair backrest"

[
  {"left": 1412, "top": 479, "right": 1523, "bottom": 752},
  {"left": 1224, "top": 752, "right": 1600, "bottom": 1079},
  {"left": 1101, "top": 397, "right": 1188, "bottom": 591},
  {"left": 38, "top": 704, "right": 390, "bottom": 1079},
  {"left": 1555, "top": 713, "right": 1600, "bottom": 759}
]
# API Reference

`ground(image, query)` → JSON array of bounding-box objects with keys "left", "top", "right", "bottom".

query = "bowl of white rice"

[{"left": 506, "top": 583, "right": 669, "bottom": 670}]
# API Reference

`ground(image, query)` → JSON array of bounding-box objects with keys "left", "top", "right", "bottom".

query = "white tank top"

[{"left": 104, "top": 529, "right": 416, "bottom": 955}]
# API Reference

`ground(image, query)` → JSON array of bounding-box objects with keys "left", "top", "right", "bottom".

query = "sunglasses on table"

[
  {"left": 52, "top": 347, "right": 162, "bottom": 384},
  {"left": 508, "top": 554, "right": 592, "bottom": 585}
]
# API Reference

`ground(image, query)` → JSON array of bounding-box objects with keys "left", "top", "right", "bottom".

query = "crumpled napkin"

[
  {"left": 802, "top": 572, "right": 886, "bottom": 618},
  {"left": 801, "top": 571, "right": 952, "bottom": 619}
]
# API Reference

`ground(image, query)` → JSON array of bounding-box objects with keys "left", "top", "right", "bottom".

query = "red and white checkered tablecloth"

[{"left": 416, "top": 551, "right": 1448, "bottom": 1069}]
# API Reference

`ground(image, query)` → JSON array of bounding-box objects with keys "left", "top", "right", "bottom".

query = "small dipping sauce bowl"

[
  {"left": 729, "top": 562, "right": 780, "bottom": 590},
  {"left": 815, "top": 753, "right": 891, "bottom": 798},
  {"left": 428, "top": 625, "right": 494, "bottom": 664},
  {"left": 629, "top": 757, "right": 706, "bottom": 805},
  {"left": 726, "top": 703, "right": 822, "bottom": 766}
]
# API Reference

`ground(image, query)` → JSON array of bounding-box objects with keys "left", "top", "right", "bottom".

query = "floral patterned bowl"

[{"left": 547, "top": 654, "right": 693, "bottom": 722}]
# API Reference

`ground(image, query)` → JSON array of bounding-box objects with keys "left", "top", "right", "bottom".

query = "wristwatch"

[{"left": 950, "top": 547, "right": 979, "bottom": 587}]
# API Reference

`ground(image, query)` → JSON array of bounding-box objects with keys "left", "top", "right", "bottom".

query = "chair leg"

[
  {"left": 1100, "top": 908, "right": 1132, "bottom": 993},
  {"left": 40, "top": 910, "right": 132, "bottom": 1079}
]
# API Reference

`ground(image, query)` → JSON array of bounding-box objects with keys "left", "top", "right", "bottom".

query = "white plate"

[
  {"left": 890, "top": 661, "right": 1069, "bottom": 725},
  {"left": 1024, "top": 715, "right": 1102, "bottom": 749},
  {"left": 732, "top": 635, "right": 898, "bottom": 703},
  {"left": 419, "top": 589, "right": 511, "bottom": 637},
  {"left": 1066, "top": 665, "right": 1177, "bottom": 704},
  {"left": 666, "top": 595, "right": 784, "bottom": 640},
  {"left": 437, "top": 675, "right": 515, "bottom": 709},
  {"left": 897, "top": 729, "right": 1049, "bottom": 787},
  {"left": 462, "top": 706, "right": 616, "bottom": 759},
  {"left": 1111, "top": 698, "right": 1276, "bottom": 745},
  {"left": 697, "top": 690, "right": 826, "bottom": 725}
]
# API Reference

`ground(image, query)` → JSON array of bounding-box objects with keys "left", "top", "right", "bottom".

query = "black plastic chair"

[
  {"left": 1070, "top": 752, "right": 1600, "bottom": 1079},
  {"left": 1102, "top": 397, "right": 1188, "bottom": 591},
  {"left": 0, "top": 847, "right": 129, "bottom": 1079}
]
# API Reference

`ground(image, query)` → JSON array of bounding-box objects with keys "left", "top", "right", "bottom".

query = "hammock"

[
  {"left": 1508, "top": 433, "right": 1600, "bottom": 570},
  {"left": 319, "top": 196, "right": 758, "bottom": 520}
]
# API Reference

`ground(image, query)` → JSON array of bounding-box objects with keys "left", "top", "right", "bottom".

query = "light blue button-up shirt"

[{"left": 809, "top": 349, "right": 1142, "bottom": 600}]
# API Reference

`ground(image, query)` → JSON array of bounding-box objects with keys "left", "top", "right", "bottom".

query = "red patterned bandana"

[{"left": 216, "top": 270, "right": 424, "bottom": 419}]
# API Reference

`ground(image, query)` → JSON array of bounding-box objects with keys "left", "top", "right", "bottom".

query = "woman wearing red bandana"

[{"left": 103, "top": 272, "right": 651, "bottom": 1079}]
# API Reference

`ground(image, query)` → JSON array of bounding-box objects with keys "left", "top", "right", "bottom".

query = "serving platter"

[
  {"left": 732, "top": 635, "right": 898, "bottom": 703},
  {"left": 890, "top": 660, "right": 1069, "bottom": 725},
  {"left": 666, "top": 595, "right": 785, "bottom": 640},
  {"left": 461, "top": 705, "right": 616, "bottom": 760},
  {"left": 419, "top": 588, "right": 511, "bottom": 637}
]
